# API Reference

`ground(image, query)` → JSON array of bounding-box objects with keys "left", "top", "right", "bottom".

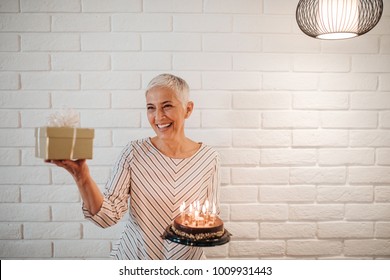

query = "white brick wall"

[{"left": 0, "top": 0, "right": 389, "bottom": 259}]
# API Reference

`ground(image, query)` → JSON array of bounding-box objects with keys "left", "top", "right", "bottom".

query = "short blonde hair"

[{"left": 145, "top": 73, "right": 189, "bottom": 107}]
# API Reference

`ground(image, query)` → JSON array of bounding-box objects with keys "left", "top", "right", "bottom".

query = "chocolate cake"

[{"left": 171, "top": 214, "right": 225, "bottom": 241}]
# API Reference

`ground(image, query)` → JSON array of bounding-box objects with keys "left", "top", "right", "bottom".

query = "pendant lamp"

[{"left": 296, "top": 0, "right": 383, "bottom": 39}]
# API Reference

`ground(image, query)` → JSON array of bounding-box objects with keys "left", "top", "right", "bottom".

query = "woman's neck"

[{"left": 151, "top": 137, "right": 200, "bottom": 159}]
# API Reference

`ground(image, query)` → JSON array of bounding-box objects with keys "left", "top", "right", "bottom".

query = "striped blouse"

[{"left": 83, "top": 137, "right": 220, "bottom": 260}]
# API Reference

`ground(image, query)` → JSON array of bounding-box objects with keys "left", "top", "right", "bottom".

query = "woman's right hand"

[{"left": 45, "top": 159, "right": 90, "bottom": 184}]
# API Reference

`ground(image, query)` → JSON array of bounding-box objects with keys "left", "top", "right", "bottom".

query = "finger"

[
  {"left": 45, "top": 159, "right": 62, "bottom": 166},
  {"left": 58, "top": 161, "right": 80, "bottom": 176},
  {"left": 75, "top": 159, "right": 87, "bottom": 168},
  {"left": 46, "top": 160, "right": 75, "bottom": 173},
  {"left": 57, "top": 160, "right": 76, "bottom": 170}
]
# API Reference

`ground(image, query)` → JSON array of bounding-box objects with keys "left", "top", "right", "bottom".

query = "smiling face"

[{"left": 146, "top": 86, "right": 193, "bottom": 142}]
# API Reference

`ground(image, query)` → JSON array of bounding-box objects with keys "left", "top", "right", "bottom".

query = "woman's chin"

[{"left": 155, "top": 130, "right": 172, "bottom": 139}]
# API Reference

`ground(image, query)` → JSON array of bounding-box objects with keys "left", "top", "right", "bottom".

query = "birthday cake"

[{"left": 172, "top": 214, "right": 225, "bottom": 241}]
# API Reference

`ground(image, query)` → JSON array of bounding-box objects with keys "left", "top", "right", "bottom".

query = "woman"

[{"left": 47, "top": 74, "right": 220, "bottom": 260}]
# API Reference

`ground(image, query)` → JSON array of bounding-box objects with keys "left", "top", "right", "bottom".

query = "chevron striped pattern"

[{"left": 83, "top": 138, "right": 220, "bottom": 260}]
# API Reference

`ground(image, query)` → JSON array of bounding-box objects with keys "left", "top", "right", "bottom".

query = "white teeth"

[{"left": 157, "top": 123, "right": 171, "bottom": 128}]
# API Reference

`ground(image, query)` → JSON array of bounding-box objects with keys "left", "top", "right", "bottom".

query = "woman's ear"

[{"left": 185, "top": 101, "right": 194, "bottom": 119}]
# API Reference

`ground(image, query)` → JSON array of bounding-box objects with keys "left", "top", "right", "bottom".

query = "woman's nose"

[{"left": 155, "top": 108, "right": 165, "bottom": 122}]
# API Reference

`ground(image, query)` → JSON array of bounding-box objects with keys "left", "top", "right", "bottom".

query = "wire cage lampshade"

[{"left": 296, "top": 0, "right": 383, "bottom": 39}]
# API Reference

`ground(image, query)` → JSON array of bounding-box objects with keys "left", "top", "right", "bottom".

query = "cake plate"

[{"left": 162, "top": 225, "right": 231, "bottom": 247}]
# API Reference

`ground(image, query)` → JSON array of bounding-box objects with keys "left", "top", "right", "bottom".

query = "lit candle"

[
  {"left": 201, "top": 204, "right": 208, "bottom": 224},
  {"left": 212, "top": 203, "right": 216, "bottom": 224},
  {"left": 198, "top": 216, "right": 205, "bottom": 226},
  {"left": 205, "top": 199, "right": 209, "bottom": 212},
  {"left": 205, "top": 199, "right": 210, "bottom": 220},
  {"left": 194, "top": 210, "right": 199, "bottom": 226},
  {"left": 188, "top": 203, "right": 193, "bottom": 224},
  {"left": 180, "top": 201, "right": 186, "bottom": 222}
]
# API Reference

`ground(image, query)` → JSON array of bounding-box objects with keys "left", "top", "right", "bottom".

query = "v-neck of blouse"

[{"left": 147, "top": 137, "right": 204, "bottom": 164}]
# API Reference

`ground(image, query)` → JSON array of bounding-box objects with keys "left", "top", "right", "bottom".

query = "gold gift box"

[{"left": 35, "top": 127, "right": 94, "bottom": 160}]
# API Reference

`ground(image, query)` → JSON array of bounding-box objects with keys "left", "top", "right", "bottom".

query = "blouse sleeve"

[{"left": 82, "top": 143, "right": 132, "bottom": 228}]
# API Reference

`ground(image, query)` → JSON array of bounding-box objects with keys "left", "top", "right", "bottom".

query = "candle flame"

[{"left": 180, "top": 201, "right": 186, "bottom": 212}]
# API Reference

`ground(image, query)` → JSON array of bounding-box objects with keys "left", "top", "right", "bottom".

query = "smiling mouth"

[{"left": 157, "top": 123, "right": 172, "bottom": 129}]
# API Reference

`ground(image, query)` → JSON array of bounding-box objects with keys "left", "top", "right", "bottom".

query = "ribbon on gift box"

[{"left": 69, "top": 127, "right": 77, "bottom": 159}]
